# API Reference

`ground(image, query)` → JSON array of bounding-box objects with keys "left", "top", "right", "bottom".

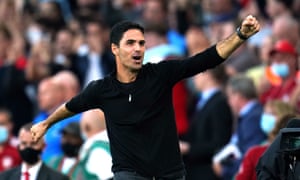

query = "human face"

[
  {"left": 86, "top": 23, "right": 104, "bottom": 53},
  {"left": 18, "top": 129, "right": 44, "bottom": 151},
  {"left": 55, "top": 30, "right": 73, "bottom": 55},
  {"left": 226, "top": 86, "right": 241, "bottom": 115},
  {"left": 0, "top": 112, "right": 12, "bottom": 134},
  {"left": 37, "top": 80, "right": 64, "bottom": 112},
  {"left": 112, "top": 29, "right": 145, "bottom": 73},
  {"left": 270, "top": 52, "right": 297, "bottom": 75}
]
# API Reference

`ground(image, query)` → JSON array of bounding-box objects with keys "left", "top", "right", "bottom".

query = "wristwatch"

[{"left": 236, "top": 26, "right": 248, "bottom": 40}]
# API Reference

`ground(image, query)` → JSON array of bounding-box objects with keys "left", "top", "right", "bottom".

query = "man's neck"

[
  {"left": 116, "top": 70, "right": 138, "bottom": 83},
  {"left": 25, "top": 160, "right": 41, "bottom": 170}
]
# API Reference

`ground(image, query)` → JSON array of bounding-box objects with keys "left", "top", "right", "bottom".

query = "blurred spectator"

[
  {"left": 111, "top": 0, "right": 141, "bottom": 22},
  {"left": 75, "top": 0, "right": 123, "bottom": 27},
  {"left": 265, "top": 0, "right": 294, "bottom": 19},
  {"left": 52, "top": 28, "right": 79, "bottom": 74},
  {"left": 259, "top": 40, "right": 299, "bottom": 109},
  {"left": 72, "top": 18, "right": 115, "bottom": 88},
  {"left": 180, "top": 64, "right": 233, "bottom": 180},
  {"left": 0, "top": 108, "right": 19, "bottom": 147},
  {"left": 246, "top": 35, "right": 274, "bottom": 94},
  {"left": 52, "top": 70, "right": 81, "bottom": 101},
  {"left": 0, "top": 123, "right": 69, "bottom": 179},
  {"left": 0, "top": 108, "right": 22, "bottom": 172},
  {"left": 143, "top": 23, "right": 182, "bottom": 63},
  {"left": 25, "top": 39, "right": 53, "bottom": 84},
  {"left": 48, "top": 122, "right": 83, "bottom": 178},
  {"left": 197, "top": 0, "right": 238, "bottom": 26},
  {"left": 185, "top": 24, "right": 211, "bottom": 57},
  {"left": 0, "top": 23, "right": 34, "bottom": 135},
  {"left": 271, "top": 14, "right": 300, "bottom": 50},
  {"left": 36, "top": 1, "right": 66, "bottom": 39},
  {"left": 33, "top": 77, "right": 81, "bottom": 162},
  {"left": 76, "top": 109, "right": 113, "bottom": 180},
  {"left": 235, "top": 100, "right": 296, "bottom": 180},
  {"left": 212, "top": 75, "right": 266, "bottom": 180},
  {"left": 139, "top": 0, "right": 186, "bottom": 54}
]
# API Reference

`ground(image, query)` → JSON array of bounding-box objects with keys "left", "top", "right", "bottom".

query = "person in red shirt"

[
  {"left": 0, "top": 108, "right": 22, "bottom": 171},
  {"left": 259, "top": 39, "right": 299, "bottom": 106}
]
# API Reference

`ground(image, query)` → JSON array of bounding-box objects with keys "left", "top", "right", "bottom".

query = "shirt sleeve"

[
  {"left": 156, "top": 45, "right": 225, "bottom": 85},
  {"left": 66, "top": 80, "right": 102, "bottom": 113}
]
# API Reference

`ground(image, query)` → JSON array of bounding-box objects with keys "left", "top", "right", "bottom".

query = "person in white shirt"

[
  {"left": 78, "top": 109, "right": 113, "bottom": 180},
  {"left": 0, "top": 123, "right": 69, "bottom": 180}
]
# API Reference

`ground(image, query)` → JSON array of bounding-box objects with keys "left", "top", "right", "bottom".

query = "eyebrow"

[{"left": 126, "top": 39, "right": 145, "bottom": 44}]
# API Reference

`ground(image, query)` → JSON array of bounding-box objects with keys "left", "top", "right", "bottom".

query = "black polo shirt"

[{"left": 66, "top": 45, "right": 224, "bottom": 178}]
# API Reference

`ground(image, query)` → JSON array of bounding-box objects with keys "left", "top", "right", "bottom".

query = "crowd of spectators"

[{"left": 0, "top": 0, "right": 299, "bottom": 179}]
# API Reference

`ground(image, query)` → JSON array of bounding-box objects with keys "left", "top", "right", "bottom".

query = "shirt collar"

[
  {"left": 201, "top": 88, "right": 219, "bottom": 102},
  {"left": 239, "top": 100, "right": 257, "bottom": 117},
  {"left": 21, "top": 161, "right": 42, "bottom": 180}
]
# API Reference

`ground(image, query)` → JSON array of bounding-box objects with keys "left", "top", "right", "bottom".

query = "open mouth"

[{"left": 132, "top": 55, "right": 142, "bottom": 60}]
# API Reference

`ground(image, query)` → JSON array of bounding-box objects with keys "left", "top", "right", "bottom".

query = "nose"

[{"left": 134, "top": 43, "right": 142, "bottom": 51}]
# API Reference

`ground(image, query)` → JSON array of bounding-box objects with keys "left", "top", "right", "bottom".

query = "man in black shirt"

[{"left": 31, "top": 15, "right": 260, "bottom": 179}]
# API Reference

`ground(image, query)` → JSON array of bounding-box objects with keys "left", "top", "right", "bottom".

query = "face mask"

[
  {"left": 0, "top": 126, "right": 8, "bottom": 143},
  {"left": 61, "top": 142, "right": 81, "bottom": 157},
  {"left": 18, "top": 147, "right": 42, "bottom": 165},
  {"left": 271, "top": 62, "right": 290, "bottom": 78},
  {"left": 260, "top": 113, "right": 276, "bottom": 135}
]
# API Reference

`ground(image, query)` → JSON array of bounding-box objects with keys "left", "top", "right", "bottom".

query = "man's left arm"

[{"left": 216, "top": 15, "right": 260, "bottom": 59}]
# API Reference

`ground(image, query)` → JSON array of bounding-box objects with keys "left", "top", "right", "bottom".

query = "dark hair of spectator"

[
  {"left": 144, "top": 23, "right": 168, "bottom": 37},
  {"left": 227, "top": 75, "right": 258, "bottom": 99},
  {"left": 210, "top": 64, "right": 229, "bottom": 86},
  {"left": 20, "top": 123, "right": 34, "bottom": 133},
  {"left": 110, "top": 21, "right": 144, "bottom": 46}
]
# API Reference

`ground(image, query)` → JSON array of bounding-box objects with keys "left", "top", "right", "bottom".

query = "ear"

[{"left": 111, "top": 43, "right": 119, "bottom": 56}]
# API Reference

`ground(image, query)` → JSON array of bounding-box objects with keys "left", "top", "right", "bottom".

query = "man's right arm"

[{"left": 31, "top": 103, "right": 75, "bottom": 142}]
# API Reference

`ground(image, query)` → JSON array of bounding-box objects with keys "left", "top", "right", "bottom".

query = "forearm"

[
  {"left": 216, "top": 15, "right": 260, "bottom": 59},
  {"left": 216, "top": 32, "right": 245, "bottom": 59},
  {"left": 44, "top": 103, "right": 75, "bottom": 128}
]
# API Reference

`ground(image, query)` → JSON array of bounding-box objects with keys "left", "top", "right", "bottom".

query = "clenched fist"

[
  {"left": 239, "top": 15, "right": 260, "bottom": 39},
  {"left": 30, "top": 121, "right": 49, "bottom": 142}
]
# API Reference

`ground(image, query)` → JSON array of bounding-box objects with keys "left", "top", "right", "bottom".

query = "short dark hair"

[
  {"left": 20, "top": 122, "right": 33, "bottom": 133},
  {"left": 110, "top": 21, "right": 144, "bottom": 46}
]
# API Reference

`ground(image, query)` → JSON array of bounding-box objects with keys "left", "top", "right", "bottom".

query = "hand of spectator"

[
  {"left": 239, "top": 15, "right": 260, "bottom": 39},
  {"left": 30, "top": 121, "right": 49, "bottom": 142}
]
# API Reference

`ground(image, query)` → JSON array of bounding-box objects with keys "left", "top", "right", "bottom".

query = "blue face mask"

[
  {"left": 260, "top": 113, "right": 276, "bottom": 135},
  {"left": 0, "top": 126, "right": 8, "bottom": 143},
  {"left": 271, "top": 62, "right": 290, "bottom": 78}
]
